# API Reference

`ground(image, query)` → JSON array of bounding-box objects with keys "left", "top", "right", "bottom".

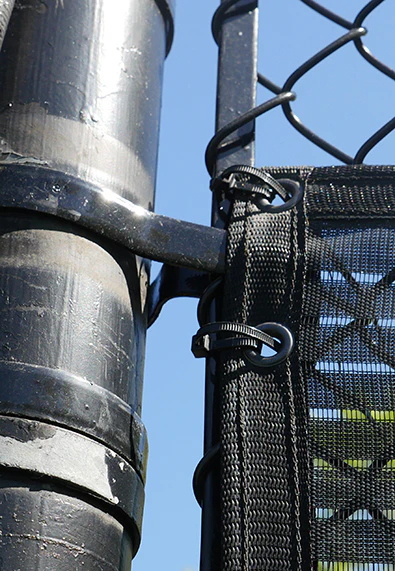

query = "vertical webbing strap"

[{"left": 219, "top": 192, "right": 311, "bottom": 570}]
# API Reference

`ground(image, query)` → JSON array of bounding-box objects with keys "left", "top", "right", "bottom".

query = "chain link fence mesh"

[{"left": 207, "top": 0, "right": 395, "bottom": 173}]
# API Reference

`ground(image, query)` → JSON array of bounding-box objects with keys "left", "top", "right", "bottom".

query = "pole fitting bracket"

[{"left": 0, "top": 164, "right": 227, "bottom": 274}]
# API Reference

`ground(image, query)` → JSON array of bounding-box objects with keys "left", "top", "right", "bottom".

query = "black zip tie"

[
  {"left": 211, "top": 164, "right": 289, "bottom": 202},
  {"left": 191, "top": 321, "right": 280, "bottom": 359},
  {"left": 211, "top": 165, "right": 303, "bottom": 218}
]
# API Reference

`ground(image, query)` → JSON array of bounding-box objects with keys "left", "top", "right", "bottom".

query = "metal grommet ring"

[
  {"left": 257, "top": 179, "right": 303, "bottom": 213},
  {"left": 244, "top": 322, "right": 294, "bottom": 368}
]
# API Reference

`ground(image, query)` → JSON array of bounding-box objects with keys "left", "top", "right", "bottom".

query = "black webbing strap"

[{"left": 219, "top": 172, "right": 311, "bottom": 570}]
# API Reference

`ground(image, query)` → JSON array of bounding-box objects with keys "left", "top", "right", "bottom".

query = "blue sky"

[{"left": 135, "top": 1, "right": 395, "bottom": 570}]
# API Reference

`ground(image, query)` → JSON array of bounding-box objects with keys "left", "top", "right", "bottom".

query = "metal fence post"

[
  {"left": 0, "top": 1, "right": 173, "bottom": 568},
  {"left": 197, "top": 2, "right": 259, "bottom": 569}
]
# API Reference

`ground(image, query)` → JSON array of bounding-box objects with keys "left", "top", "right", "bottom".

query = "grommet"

[
  {"left": 257, "top": 179, "right": 303, "bottom": 213},
  {"left": 244, "top": 322, "right": 294, "bottom": 367}
]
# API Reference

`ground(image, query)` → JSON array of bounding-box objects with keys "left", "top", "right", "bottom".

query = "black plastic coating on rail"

[
  {"left": 0, "top": 165, "right": 226, "bottom": 274},
  {"left": 212, "top": 0, "right": 259, "bottom": 179},
  {"left": 199, "top": 2, "right": 260, "bottom": 571}
]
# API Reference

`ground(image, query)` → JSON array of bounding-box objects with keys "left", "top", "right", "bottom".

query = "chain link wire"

[{"left": 206, "top": 0, "right": 395, "bottom": 174}]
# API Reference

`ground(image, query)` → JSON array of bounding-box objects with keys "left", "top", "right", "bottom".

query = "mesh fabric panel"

[
  {"left": 219, "top": 165, "right": 395, "bottom": 570},
  {"left": 305, "top": 166, "right": 395, "bottom": 570}
]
